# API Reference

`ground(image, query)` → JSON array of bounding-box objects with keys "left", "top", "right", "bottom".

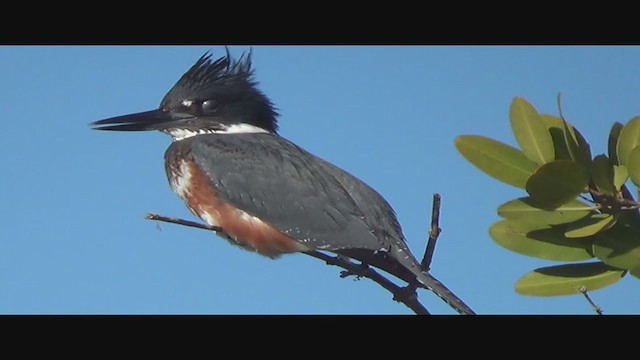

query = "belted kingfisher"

[{"left": 91, "top": 50, "right": 474, "bottom": 315}]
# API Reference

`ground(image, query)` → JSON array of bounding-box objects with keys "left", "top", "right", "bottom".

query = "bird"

[{"left": 91, "top": 49, "right": 475, "bottom": 315}]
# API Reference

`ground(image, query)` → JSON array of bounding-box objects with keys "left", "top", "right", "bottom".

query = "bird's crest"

[
  {"left": 162, "top": 49, "right": 257, "bottom": 106},
  {"left": 178, "top": 49, "right": 254, "bottom": 92}
]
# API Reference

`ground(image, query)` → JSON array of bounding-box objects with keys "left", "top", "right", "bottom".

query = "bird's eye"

[{"left": 201, "top": 99, "right": 218, "bottom": 114}]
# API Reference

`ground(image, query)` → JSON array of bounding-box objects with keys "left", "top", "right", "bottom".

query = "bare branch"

[
  {"left": 415, "top": 194, "right": 475, "bottom": 315},
  {"left": 144, "top": 212, "right": 431, "bottom": 314},
  {"left": 579, "top": 286, "right": 603, "bottom": 315},
  {"left": 304, "top": 250, "right": 430, "bottom": 314},
  {"left": 421, "top": 193, "right": 441, "bottom": 271}
]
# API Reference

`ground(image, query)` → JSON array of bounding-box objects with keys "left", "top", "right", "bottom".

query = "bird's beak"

[{"left": 90, "top": 109, "right": 194, "bottom": 132}]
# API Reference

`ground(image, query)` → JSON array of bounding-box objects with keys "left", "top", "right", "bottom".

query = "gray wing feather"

[{"left": 189, "top": 133, "right": 385, "bottom": 251}]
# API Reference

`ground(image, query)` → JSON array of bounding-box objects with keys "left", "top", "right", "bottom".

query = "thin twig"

[
  {"left": 621, "top": 184, "right": 640, "bottom": 219},
  {"left": 144, "top": 213, "right": 223, "bottom": 232},
  {"left": 421, "top": 193, "right": 441, "bottom": 271},
  {"left": 144, "top": 212, "right": 431, "bottom": 315},
  {"left": 579, "top": 286, "right": 603, "bottom": 315},
  {"left": 588, "top": 187, "right": 640, "bottom": 210}
]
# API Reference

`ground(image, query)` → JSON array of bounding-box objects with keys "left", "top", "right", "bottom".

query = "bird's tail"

[
  {"left": 413, "top": 270, "right": 475, "bottom": 315},
  {"left": 336, "top": 247, "right": 475, "bottom": 314},
  {"left": 387, "top": 245, "right": 476, "bottom": 315}
]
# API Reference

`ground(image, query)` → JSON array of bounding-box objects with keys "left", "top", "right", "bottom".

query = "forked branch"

[
  {"left": 144, "top": 213, "right": 430, "bottom": 314},
  {"left": 143, "top": 194, "right": 473, "bottom": 315}
]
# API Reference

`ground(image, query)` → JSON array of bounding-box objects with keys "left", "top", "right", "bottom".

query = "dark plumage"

[{"left": 160, "top": 51, "right": 279, "bottom": 134}]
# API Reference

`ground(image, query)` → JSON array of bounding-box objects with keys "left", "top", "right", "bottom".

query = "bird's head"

[{"left": 91, "top": 49, "right": 279, "bottom": 140}]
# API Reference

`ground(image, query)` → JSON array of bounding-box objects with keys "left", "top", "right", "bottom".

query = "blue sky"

[{"left": 1, "top": 46, "right": 639, "bottom": 314}]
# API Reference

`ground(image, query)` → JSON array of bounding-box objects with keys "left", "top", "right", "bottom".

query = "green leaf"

[
  {"left": 565, "top": 214, "right": 617, "bottom": 238},
  {"left": 562, "top": 117, "right": 592, "bottom": 169},
  {"left": 497, "top": 197, "right": 594, "bottom": 225},
  {"left": 608, "top": 122, "right": 624, "bottom": 165},
  {"left": 593, "top": 224, "right": 640, "bottom": 270},
  {"left": 510, "top": 97, "right": 555, "bottom": 165},
  {"left": 626, "top": 146, "right": 640, "bottom": 187},
  {"left": 562, "top": 120, "right": 580, "bottom": 161},
  {"left": 515, "top": 262, "right": 625, "bottom": 296},
  {"left": 525, "top": 160, "right": 590, "bottom": 208},
  {"left": 540, "top": 114, "right": 572, "bottom": 161},
  {"left": 591, "top": 154, "right": 615, "bottom": 195},
  {"left": 616, "top": 116, "right": 640, "bottom": 167},
  {"left": 630, "top": 268, "right": 640, "bottom": 279},
  {"left": 614, "top": 165, "right": 629, "bottom": 190},
  {"left": 489, "top": 219, "right": 594, "bottom": 261},
  {"left": 454, "top": 135, "right": 538, "bottom": 188},
  {"left": 541, "top": 113, "right": 591, "bottom": 167}
]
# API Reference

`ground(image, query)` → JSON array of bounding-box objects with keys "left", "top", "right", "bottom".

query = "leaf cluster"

[{"left": 455, "top": 97, "right": 640, "bottom": 296}]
